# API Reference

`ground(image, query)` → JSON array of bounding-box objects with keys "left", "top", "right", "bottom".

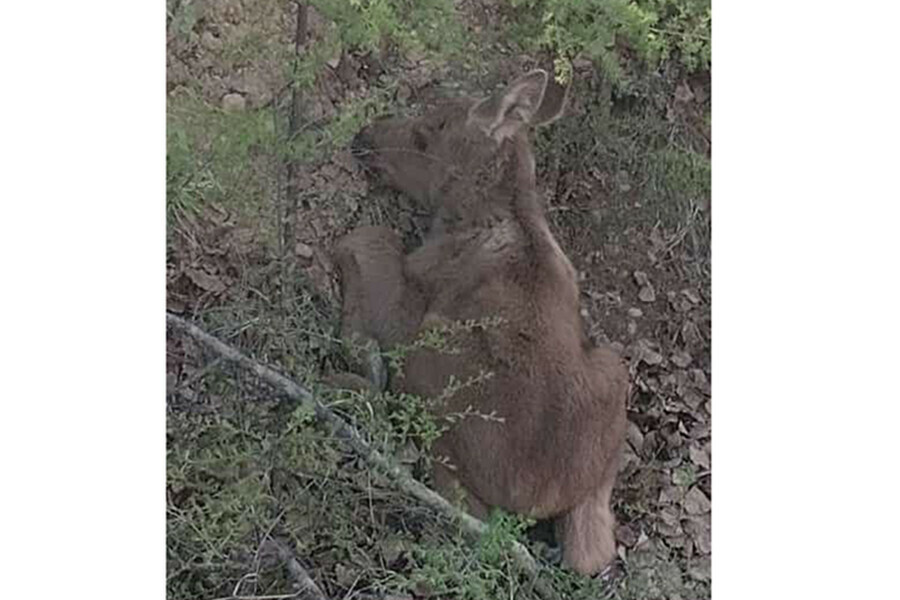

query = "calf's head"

[{"left": 352, "top": 70, "right": 568, "bottom": 224}]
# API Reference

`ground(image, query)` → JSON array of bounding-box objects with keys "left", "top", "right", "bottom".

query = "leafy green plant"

[
  {"left": 336, "top": 316, "right": 506, "bottom": 467},
  {"left": 285, "top": 86, "right": 394, "bottom": 163},
  {"left": 385, "top": 316, "right": 507, "bottom": 377},
  {"left": 404, "top": 511, "right": 529, "bottom": 600},
  {"left": 309, "top": 0, "right": 467, "bottom": 60},
  {"left": 505, "top": 0, "right": 710, "bottom": 84}
]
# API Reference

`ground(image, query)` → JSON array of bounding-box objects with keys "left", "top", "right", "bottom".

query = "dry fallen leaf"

[
  {"left": 617, "top": 523, "right": 639, "bottom": 547},
  {"left": 683, "top": 486, "right": 711, "bottom": 515},
  {"left": 681, "top": 389, "right": 704, "bottom": 410},
  {"left": 688, "top": 555, "right": 711, "bottom": 581},
  {"left": 671, "top": 351, "right": 693, "bottom": 368},
  {"left": 626, "top": 419, "right": 644, "bottom": 454},
  {"left": 658, "top": 484, "right": 681, "bottom": 506},
  {"left": 185, "top": 268, "right": 226, "bottom": 294},
  {"left": 683, "top": 514, "right": 711, "bottom": 555},
  {"left": 682, "top": 289, "right": 701, "bottom": 304},
  {"left": 658, "top": 506, "right": 682, "bottom": 537},
  {"left": 689, "top": 442, "right": 711, "bottom": 470},
  {"left": 636, "top": 339, "right": 664, "bottom": 366}
]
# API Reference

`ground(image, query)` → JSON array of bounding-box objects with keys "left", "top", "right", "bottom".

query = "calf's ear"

[
  {"left": 468, "top": 70, "right": 551, "bottom": 142},
  {"left": 531, "top": 75, "right": 569, "bottom": 127}
]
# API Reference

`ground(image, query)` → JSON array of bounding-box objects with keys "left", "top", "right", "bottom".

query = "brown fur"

[{"left": 336, "top": 70, "right": 628, "bottom": 575}]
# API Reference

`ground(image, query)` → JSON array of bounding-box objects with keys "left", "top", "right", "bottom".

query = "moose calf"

[{"left": 336, "top": 70, "right": 628, "bottom": 575}]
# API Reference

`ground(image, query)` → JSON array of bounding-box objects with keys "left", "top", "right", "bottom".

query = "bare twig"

[
  {"left": 253, "top": 508, "right": 287, "bottom": 581},
  {"left": 281, "top": 2, "right": 310, "bottom": 304},
  {"left": 166, "top": 313, "right": 557, "bottom": 599}
]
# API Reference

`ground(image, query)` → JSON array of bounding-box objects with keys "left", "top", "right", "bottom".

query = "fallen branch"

[{"left": 166, "top": 313, "right": 557, "bottom": 599}]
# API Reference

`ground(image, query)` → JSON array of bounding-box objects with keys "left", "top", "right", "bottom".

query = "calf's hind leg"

[
  {"left": 335, "top": 226, "right": 425, "bottom": 389},
  {"left": 556, "top": 346, "right": 628, "bottom": 575},
  {"left": 555, "top": 467, "right": 618, "bottom": 575}
]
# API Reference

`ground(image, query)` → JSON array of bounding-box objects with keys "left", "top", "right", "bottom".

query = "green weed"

[{"left": 506, "top": 0, "right": 710, "bottom": 85}]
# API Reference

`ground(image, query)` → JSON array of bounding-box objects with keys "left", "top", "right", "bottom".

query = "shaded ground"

[{"left": 167, "top": 2, "right": 711, "bottom": 599}]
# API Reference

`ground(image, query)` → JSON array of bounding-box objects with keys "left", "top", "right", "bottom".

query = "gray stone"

[{"left": 221, "top": 93, "right": 246, "bottom": 112}]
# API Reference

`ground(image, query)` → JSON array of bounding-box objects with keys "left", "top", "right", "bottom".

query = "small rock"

[
  {"left": 294, "top": 242, "right": 314, "bottom": 259},
  {"left": 580, "top": 308, "right": 589, "bottom": 318},
  {"left": 326, "top": 51, "right": 342, "bottom": 69},
  {"left": 633, "top": 271, "right": 656, "bottom": 302},
  {"left": 236, "top": 72, "right": 271, "bottom": 107},
  {"left": 627, "top": 307, "right": 643, "bottom": 318},
  {"left": 627, "top": 321, "right": 637, "bottom": 336},
  {"left": 638, "top": 285, "right": 656, "bottom": 303},
  {"left": 221, "top": 93, "right": 246, "bottom": 112}
]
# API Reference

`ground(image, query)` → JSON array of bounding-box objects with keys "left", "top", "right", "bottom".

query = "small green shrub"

[
  {"left": 309, "top": 0, "right": 467, "bottom": 60},
  {"left": 506, "top": 0, "right": 710, "bottom": 84}
]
